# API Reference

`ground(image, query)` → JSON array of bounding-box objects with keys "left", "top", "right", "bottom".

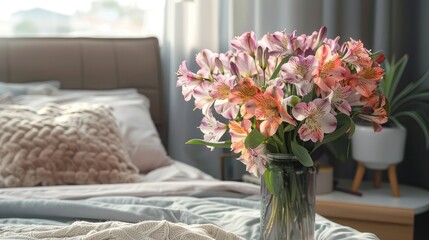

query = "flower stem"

[{"left": 261, "top": 158, "right": 315, "bottom": 240}]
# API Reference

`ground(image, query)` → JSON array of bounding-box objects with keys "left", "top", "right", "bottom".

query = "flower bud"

[
  {"left": 263, "top": 48, "right": 269, "bottom": 70},
  {"left": 215, "top": 57, "right": 224, "bottom": 74},
  {"left": 313, "top": 26, "right": 327, "bottom": 49},
  {"left": 371, "top": 52, "right": 385, "bottom": 64},
  {"left": 230, "top": 62, "right": 241, "bottom": 79},
  {"left": 257, "top": 46, "right": 263, "bottom": 69}
]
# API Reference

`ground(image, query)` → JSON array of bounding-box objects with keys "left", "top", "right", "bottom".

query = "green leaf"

[
  {"left": 270, "top": 56, "right": 291, "bottom": 80},
  {"left": 283, "top": 124, "right": 296, "bottom": 133},
  {"left": 384, "top": 95, "right": 392, "bottom": 115},
  {"left": 348, "top": 119, "right": 356, "bottom": 138},
  {"left": 394, "top": 111, "right": 429, "bottom": 149},
  {"left": 287, "top": 95, "right": 301, "bottom": 107},
  {"left": 244, "top": 129, "right": 267, "bottom": 148},
  {"left": 392, "top": 64, "right": 429, "bottom": 107},
  {"left": 263, "top": 168, "right": 275, "bottom": 194},
  {"left": 384, "top": 55, "right": 408, "bottom": 101},
  {"left": 270, "top": 165, "right": 284, "bottom": 196},
  {"left": 393, "top": 91, "right": 429, "bottom": 113},
  {"left": 185, "top": 139, "right": 231, "bottom": 148},
  {"left": 291, "top": 141, "right": 313, "bottom": 167},
  {"left": 389, "top": 117, "right": 404, "bottom": 129},
  {"left": 266, "top": 138, "right": 279, "bottom": 153}
]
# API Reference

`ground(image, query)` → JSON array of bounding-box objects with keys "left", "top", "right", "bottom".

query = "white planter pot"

[{"left": 351, "top": 125, "right": 407, "bottom": 170}]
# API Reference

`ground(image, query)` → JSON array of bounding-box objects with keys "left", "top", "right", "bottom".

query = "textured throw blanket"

[{"left": 0, "top": 220, "right": 243, "bottom": 240}]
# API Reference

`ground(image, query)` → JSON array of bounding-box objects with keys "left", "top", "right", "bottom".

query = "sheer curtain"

[
  {"left": 162, "top": 0, "right": 224, "bottom": 178},
  {"left": 162, "top": 0, "right": 429, "bottom": 183},
  {"left": 162, "top": 0, "right": 256, "bottom": 178}
]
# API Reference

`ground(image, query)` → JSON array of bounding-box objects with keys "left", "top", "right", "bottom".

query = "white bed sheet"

[
  {"left": 0, "top": 179, "right": 257, "bottom": 201},
  {"left": 0, "top": 160, "right": 218, "bottom": 200},
  {"left": 141, "top": 160, "right": 215, "bottom": 182}
]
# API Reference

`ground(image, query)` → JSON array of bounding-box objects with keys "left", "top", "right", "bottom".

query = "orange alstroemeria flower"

[
  {"left": 349, "top": 66, "right": 384, "bottom": 97},
  {"left": 229, "top": 119, "right": 268, "bottom": 176},
  {"left": 229, "top": 78, "right": 261, "bottom": 104},
  {"left": 251, "top": 86, "right": 296, "bottom": 136},
  {"left": 229, "top": 119, "right": 252, "bottom": 155},
  {"left": 359, "top": 94, "right": 388, "bottom": 132},
  {"left": 229, "top": 78, "right": 262, "bottom": 118},
  {"left": 313, "top": 45, "right": 346, "bottom": 92}
]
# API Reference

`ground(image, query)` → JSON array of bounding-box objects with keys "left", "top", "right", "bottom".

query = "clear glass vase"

[{"left": 260, "top": 153, "right": 316, "bottom": 240}]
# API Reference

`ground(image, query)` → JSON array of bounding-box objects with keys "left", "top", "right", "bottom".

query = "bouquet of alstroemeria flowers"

[{"left": 177, "top": 26, "right": 387, "bottom": 176}]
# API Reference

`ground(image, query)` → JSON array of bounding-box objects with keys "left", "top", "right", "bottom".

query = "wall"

[{"left": 391, "top": 0, "right": 429, "bottom": 190}]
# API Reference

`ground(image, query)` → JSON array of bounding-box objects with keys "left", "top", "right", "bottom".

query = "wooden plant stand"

[{"left": 351, "top": 162, "right": 400, "bottom": 197}]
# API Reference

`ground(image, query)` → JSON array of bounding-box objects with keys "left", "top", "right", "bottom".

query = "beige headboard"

[{"left": 0, "top": 37, "right": 167, "bottom": 147}]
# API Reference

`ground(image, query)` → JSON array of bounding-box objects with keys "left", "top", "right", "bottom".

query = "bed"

[{"left": 0, "top": 37, "right": 379, "bottom": 239}]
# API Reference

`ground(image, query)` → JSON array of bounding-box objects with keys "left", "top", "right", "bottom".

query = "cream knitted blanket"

[
  {"left": 0, "top": 103, "right": 140, "bottom": 188},
  {"left": 0, "top": 220, "right": 244, "bottom": 240}
]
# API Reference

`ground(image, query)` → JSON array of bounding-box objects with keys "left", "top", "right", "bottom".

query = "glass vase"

[{"left": 260, "top": 153, "right": 316, "bottom": 240}]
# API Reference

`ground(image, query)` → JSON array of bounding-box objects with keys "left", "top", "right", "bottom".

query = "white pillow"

[
  {"left": 0, "top": 81, "right": 60, "bottom": 96},
  {"left": 13, "top": 89, "right": 172, "bottom": 173}
]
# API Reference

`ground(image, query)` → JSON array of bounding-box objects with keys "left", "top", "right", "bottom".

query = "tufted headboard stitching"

[{"left": 0, "top": 37, "right": 167, "bottom": 147}]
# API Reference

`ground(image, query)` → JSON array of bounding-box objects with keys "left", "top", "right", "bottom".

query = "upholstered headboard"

[{"left": 0, "top": 37, "right": 167, "bottom": 146}]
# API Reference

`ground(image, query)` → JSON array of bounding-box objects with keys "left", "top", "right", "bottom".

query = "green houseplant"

[
  {"left": 381, "top": 54, "right": 429, "bottom": 139},
  {"left": 352, "top": 55, "right": 429, "bottom": 170}
]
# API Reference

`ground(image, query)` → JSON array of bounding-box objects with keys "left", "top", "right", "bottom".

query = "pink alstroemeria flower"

[
  {"left": 323, "top": 36, "right": 341, "bottom": 53},
  {"left": 346, "top": 89, "right": 364, "bottom": 107},
  {"left": 288, "top": 26, "right": 326, "bottom": 54},
  {"left": 210, "top": 75, "right": 239, "bottom": 119},
  {"left": 196, "top": 49, "right": 219, "bottom": 78},
  {"left": 258, "top": 31, "right": 294, "bottom": 57},
  {"left": 282, "top": 55, "right": 316, "bottom": 96},
  {"left": 292, "top": 31, "right": 317, "bottom": 54},
  {"left": 292, "top": 99, "right": 337, "bottom": 142},
  {"left": 193, "top": 81, "right": 214, "bottom": 117},
  {"left": 240, "top": 144, "right": 267, "bottom": 177},
  {"left": 230, "top": 31, "right": 257, "bottom": 57},
  {"left": 176, "top": 61, "right": 204, "bottom": 101},
  {"left": 313, "top": 45, "right": 346, "bottom": 93},
  {"left": 210, "top": 75, "right": 236, "bottom": 100},
  {"left": 215, "top": 52, "right": 233, "bottom": 75},
  {"left": 199, "top": 114, "right": 228, "bottom": 150},
  {"left": 326, "top": 83, "right": 353, "bottom": 115},
  {"left": 235, "top": 52, "right": 257, "bottom": 78},
  {"left": 214, "top": 100, "right": 239, "bottom": 120},
  {"left": 341, "top": 39, "right": 372, "bottom": 72}
]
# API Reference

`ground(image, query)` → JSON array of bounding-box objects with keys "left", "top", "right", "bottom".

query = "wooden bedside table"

[
  {"left": 316, "top": 179, "right": 429, "bottom": 240},
  {"left": 219, "top": 153, "right": 244, "bottom": 181}
]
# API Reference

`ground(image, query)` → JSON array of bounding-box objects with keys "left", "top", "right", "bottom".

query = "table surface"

[{"left": 316, "top": 179, "right": 429, "bottom": 214}]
